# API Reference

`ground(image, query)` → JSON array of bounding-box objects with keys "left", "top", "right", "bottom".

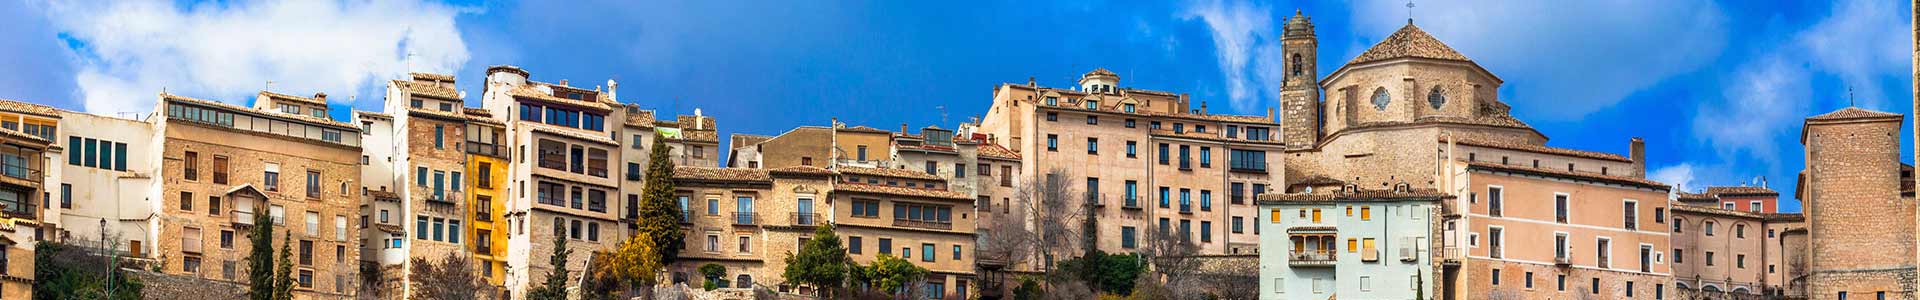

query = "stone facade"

[
  {"left": 1671, "top": 202, "right": 1804, "bottom": 297},
  {"left": 155, "top": 92, "right": 364, "bottom": 299},
  {"left": 1801, "top": 107, "right": 1916, "bottom": 300}
]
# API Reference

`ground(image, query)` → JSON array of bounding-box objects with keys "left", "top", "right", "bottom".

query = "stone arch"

[
  {"left": 1702, "top": 284, "right": 1722, "bottom": 293},
  {"left": 1675, "top": 282, "right": 1689, "bottom": 290},
  {"left": 1732, "top": 287, "right": 1752, "bottom": 294}
]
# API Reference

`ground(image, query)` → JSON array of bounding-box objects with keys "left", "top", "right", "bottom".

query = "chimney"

[
  {"left": 1629, "top": 137, "right": 1646, "bottom": 177},
  {"left": 901, "top": 123, "right": 909, "bottom": 135},
  {"left": 558, "top": 79, "right": 569, "bottom": 86},
  {"left": 313, "top": 92, "right": 328, "bottom": 102},
  {"left": 1267, "top": 107, "right": 1276, "bottom": 122},
  {"left": 607, "top": 79, "right": 619, "bottom": 101},
  {"left": 1028, "top": 77, "right": 1036, "bottom": 87},
  {"left": 1200, "top": 101, "right": 1208, "bottom": 115}
]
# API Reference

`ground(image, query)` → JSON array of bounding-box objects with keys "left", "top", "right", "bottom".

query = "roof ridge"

[{"left": 1347, "top": 23, "right": 1472, "bottom": 65}]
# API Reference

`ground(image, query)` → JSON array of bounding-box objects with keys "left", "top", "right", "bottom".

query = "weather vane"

[{"left": 1407, "top": 0, "right": 1416, "bottom": 24}]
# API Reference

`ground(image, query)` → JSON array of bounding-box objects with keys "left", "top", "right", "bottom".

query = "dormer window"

[
  {"left": 1045, "top": 97, "right": 1058, "bottom": 106},
  {"left": 1122, "top": 103, "right": 1136, "bottom": 113},
  {"left": 1085, "top": 100, "right": 1099, "bottom": 110}
]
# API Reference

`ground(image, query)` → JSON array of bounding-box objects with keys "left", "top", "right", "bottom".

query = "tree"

[
  {"left": 527, "top": 235, "right": 575, "bottom": 300},
  {"left": 594, "top": 230, "right": 663, "bottom": 299},
  {"left": 410, "top": 254, "right": 494, "bottom": 300},
  {"left": 998, "top": 168, "right": 1085, "bottom": 278},
  {"left": 33, "top": 241, "right": 145, "bottom": 300},
  {"left": 698, "top": 263, "right": 728, "bottom": 290},
  {"left": 247, "top": 211, "right": 277, "bottom": 300},
  {"left": 1053, "top": 251, "right": 1146, "bottom": 295},
  {"left": 273, "top": 234, "right": 295, "bottom": 300},
  {"left": 854, "top": 254, "right": 928, "bottom": 297},
  {"left": 783, "top": 223, "right": 852, "bottom": 297},
  {"left": 635, "top": 134, "right": 686, "bottom": 265}
]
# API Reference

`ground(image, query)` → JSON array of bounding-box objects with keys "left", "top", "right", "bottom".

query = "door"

[{"left": 797, "top": 198, "right": 814, "bottom": 225}]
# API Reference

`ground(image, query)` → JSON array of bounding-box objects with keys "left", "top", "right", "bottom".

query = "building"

[
  {"left": 464, "top": 107, "right": 511, "bottom": 286},
  {"left": 478, "top": 66, "right": 622, "bottom": 298},
  {"left": 1798, "top": 107, "right": 1915, "bottom": 300},
  {"left": 666, "top": 165, "right": 834, "bottom": 292},
  {"left": 831, "top": 165, "right": 981, "bottom": 299},
  {"left": 1255, "top": 186, "right": 1447, "bottom": 300},
  {"left": 0, "top": 100, "right": 55, "bottom": 300},
  {"left": 1669, "top": 198, "right": 1804, "bottom": 298},
  {"left": 155, "top": 91, "right": 364, "bottom": 298},
  {"left": 382, "top": 73, "right": 486, "bottom": 299},
  {"left": 975, "top": 66, "right": 1286, "bottom": 264},
  {"left": 46, "top": 107, "right": 160, "bottom": 259}
]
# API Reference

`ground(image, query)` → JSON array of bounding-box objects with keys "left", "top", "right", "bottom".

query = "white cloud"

[
  {"left": 1797, "top": 0, "right": 1910, "bottom": 109},
  {"left": 1691, "top": 56, "right": 1810, "bottom": 166},
  {"left": 40, "top": 0, "right": 470, "bottom": 114},
  {"left": 1178, "top": 0, "right": 1281, "bottom": 113},
  {"left": 1649, "top": 163, "right": 1697, "bottom": 192},
  {"left": 1348, "top": 1, "right": 1728, "bottom": 119}
]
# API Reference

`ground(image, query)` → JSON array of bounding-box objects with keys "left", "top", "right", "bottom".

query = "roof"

[
  {"left": 354, "top": 110, "right": 393, "bottom": 120},
  {"left": 1466, "top": 161, "right": 1670, "bottom": 190},
  {"left": 1290, "top": 175, "right": 1345, "bottom": 186},
  {"left": 1806, "top": 107, "right": 1902, "bottom": 121},
  {"left": 839, "top": 126, "right": 892, "bottom": 134},
  {"left": 1447, "top": 137, "right": 1632, "bottom": 163},
  {"left": 393, "top": 79, "right": 461, "bottom": 100},
  {"left": 162, "top": 93, "right": 358, "bottom": 129},
  {"left": 836, "top": 183, "right": 973, "bottom": 200},
  {"left": 0, "top": 99, "right": 63, "bottom": 117},
  {"left": 768, "top": 165, "right": 835, "bottom": 177},
  {"left": 1256, "top": 187, "right": 1451, "bottom": 203},
  {"left": 258, "top": 91, "right": 327, "bottom": 106},
  {"left": 976, "top": 143, "right": 1021, "bottom": 161},
  {"left": 836, "top": 166, "right": 944, "bottom": 181},
  {"left": 529, "top": 125, "right": 616, "bottom": 146},
  {"left": 368, "top": 190, "right": 400, "bottom": 202},
  {"left": 730, "top": 134, "right": 774, "bottom": 149},
  {"left": 1084, "top": 68, "right": 1118, "bottom": 77},
  {"left": 673, "top": 166, "right": 771, "bottom": 182},
  {"left": 1671, "top": 203, "right": 1767, "bottom": 219},
  {"left": 1347, "top": 23, "right": 1473, "bottom": 65},
  {"left": 410, "top": 72, "right": 454, "bottom": 81},
  {"left": 1704, "top": 186, "right": 1779, "bottom": 197},
  {"left": 1675, "top": 192, "right": 1715, "bottom": 201},
  {"left": 506, "top": 85, "right": 612, "bottom": 111}
]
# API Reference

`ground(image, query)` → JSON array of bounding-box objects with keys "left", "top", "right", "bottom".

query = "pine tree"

[
  {"left": 782, "top": 222, "right": 851, "bottom": 297},
  {"left": 273, "top": 234, "right": 295, "bottom": 300},
  {"left": 247, "top": 210, "right": 276, "bottom": 300},
  {"left": 636, "top": 134, "right": 685, "bottom": 265},
  {"left": 527, "top": 235, "right": 574, "bottom": 300}
]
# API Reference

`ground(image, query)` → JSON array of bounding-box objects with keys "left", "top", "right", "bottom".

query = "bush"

[
  {"left": 698, "top": 263, "right": 727, "bottom": 282},
  {"left": 1012, "top": 277, "right": 1043, "bottom": 300},
  {"left": 1054, "top": 251, "right": 1147, "bottom": 295}
]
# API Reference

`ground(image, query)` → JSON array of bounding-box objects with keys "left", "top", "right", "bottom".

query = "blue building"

[{"left": 1257, "top": 185, "right": 1447, "bottom": 300}]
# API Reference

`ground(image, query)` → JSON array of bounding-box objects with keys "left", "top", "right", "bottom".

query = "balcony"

[
  {"left": 892, "top": 219, "right": 953, "bottom": 231},
  {"left": 426, "top": 194, "right": 455, "bottom": 204},
  {"left": 732, "top": 212, "right": 758, "bottom": 226},
  {"left": 232, "top": 210, "right": 256, "bottom": 226},
  {"left": 212, "top": 172, "right": 228, "bottom": 184},
  {"left": 465, "top": 142, "right": 507, "bottom": 157},
  {"left": 1122, "top": 198, "right": 1141, "bottom": 210},
  {"left": 1441, "top": 247, "right": 1464, "bottom": 267},
  {"left": 1555, "top": 255, "right": 1572, "bottom": 266},
  {"left": 1289, "top": 250, "right": 1336, "bottom": 267},
  {"left": 476, "top": 244, "right": 492, "bottom": 254},
  {"left": 790, "top": 213, "right": 821, "bottom": 227}
]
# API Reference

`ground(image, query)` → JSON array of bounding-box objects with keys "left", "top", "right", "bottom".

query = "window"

[
  {"left": 1361, "top": 206, "right": 1371, "bottom": 220},
  {"left": 1045, "top": 112, "right": 1057, "bottom": 121},
  {"left": 1525, "top": 271, "right": 1534, "bottom": 288},
  {"left": 922, "top": 243, "right": 936, "bottom": 262},
  {"left": 1159, "top": 187, "right": 1170, "bottom": 208},
  {"left": 1706, "top": 251, "right": 1716, "bottom": 266},
  {"left": 849, "top": 236, "right": 864, "bottom": 254},
  {"left": 1199, "top": 147, "right": 1211, "bottom": 168},
  {"left": 1736, "top": 224, "right": 1746, "bottom": 238},
  {"left": 1200, "top": 221, "right": 1212, "bottom": 242},
  {"left": 299, "top": 239, "right": 313, "bottom": 265},
  {"left": 1706, "top": 221, "right": 1716, "bottom": 236},
  {"left": 180, "top": 192, "right": 194, "bottom": 211},
  {"left": 1488, "top": 186, "right": 1504, "bottom": 216},
  {"left": 955, "top": 163, "right": 965, "bottom": 178},
  {"left": 1125, "top": 141, "right": 1137, "bottom": 158},
  {"left": 334, "top": 216, "right": 347, "bottom": 241},
  {"left": 1122, "top": 226, "right": 1137, "bottom": 248},
  {"left": 306, "top": 170, "right": 321, "bottom": 198},
  {"left": 706, "top": 235, "right": 719, "bottom": 252},
  {"left": 264, "top": 169, "right": 279, "bottom": 192},
  {"left": 1231, "top": 217, "right": 1243, "bottom": 233},
  {"left": 1086, "top": 115, "right": 1097, "bottom": 125},
  {"left": 1200, "top": 190, "right": 1211, "bottom": 211},
  {"left": 879, "top": 238, "right": 892, "bottom": 255},
  {"left": 298, "top": 269, "right": 313, "bottom": 288},
  {"left": 1124, "top": 118, "right": 1136, "bottom": 128},
  {"left": 1554, "top": 194, "right": 1569, "bottom": 223},
  {"left": 1491, "top": 269, "right": 1500, "bottom": 286},
  {"left": 1046, "top": 135, "right": 1058, "bottom": 151},
  {"left": 1230, "top": 149, "right": 1266, "bottom": 171},
  {"left": 587, "top": 222, "right": 598, "bottom": 242},
  {"left": 1558, "top": 274, "right": 1567, "bottom": 291},
  {"left": 1086, "top": 138, "right": 1098, "bottom": 154},
  {"left": 1737, "top": 254, "right": 1746, "bottom": 268},
  {"left": 857, "top": 145, "right": 869, "bottom": 161},
  {"left": 1158, "top": 143, "right": 1169, "bottom": 165},
  {"left": 1179, "top": 189, "right": 1191, "bottom": 213},
  {"left": 1178, "top": 145, "right": 1190, "bottom": 169},
  {"left": 1124, "top": 180, "right": 1139, "bottom": 207},
  {"left": 1488, "top": 227, "right": 1504, "bottom": 258},
  {"left": 183, "top": 151, "right": 198, "bottom": 180},
  {"left": 1624, "top": 200, "right": 1638, "bottom": 230}
]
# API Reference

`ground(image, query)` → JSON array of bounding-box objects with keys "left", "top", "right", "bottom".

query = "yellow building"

[
  {"left": 0, "top": 100, "right": 56, "bottom": 300},
  {"left": 464, "top": 109, "right": 511, "bottom": 286}
]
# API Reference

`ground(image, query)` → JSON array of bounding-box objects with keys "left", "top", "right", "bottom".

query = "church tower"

[{"left": 1279, "top": 10, "right": 1320, "bottom": 150}]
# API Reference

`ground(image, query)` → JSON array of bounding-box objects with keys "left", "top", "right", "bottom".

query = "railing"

[
  {"left": 465, "top": 142, "right": 507, "bottom": 157},
  {"left": 1123, "top": 198, "right": 1140, "bottom": 209},
  {"left": 233, "top": 210, "right": 256, "bottom": 225},
  {"left": 892, "top": 219, "right": 953, "bottom": 230},
  {"left": 474, "top": 210, "right": 493, "bottom": 222},
  {"left": 1555, "top": 255, "right": 1572, "bottom": 265},
  {"left": 1441, "top": 247, "right": 1464, "bottom": 266},
  {"left": 476, "top": 244, "right": 492, "bottom": 254},
  {"left": 790, "top": 213, "right": 821, "bottom": 226},
  {"left": 0, "top": 164, "right": 40, "bottom": 181},
  {"left": 212, "top": 172, "right": 228, "bottom": 184},
  {"left": 732, "top": 212, "right": 757, "bottom": 226},
  {"left": 0, "top": 200, "right": 33, "bottom": 218},
  {"left": 1289, "top": 250, "right": 1336, "bottom": 267}
]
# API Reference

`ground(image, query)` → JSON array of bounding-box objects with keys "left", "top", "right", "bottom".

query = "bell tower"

[{"left": 1279, "top": 10, "right": 1320, "bottom": 150}]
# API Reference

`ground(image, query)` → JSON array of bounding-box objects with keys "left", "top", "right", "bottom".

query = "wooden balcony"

[{"left": 1289, "top": 250, "right": 1335, "bottom": 267}]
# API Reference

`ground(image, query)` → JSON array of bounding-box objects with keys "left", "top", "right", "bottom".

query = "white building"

[
  {"left": 49, "top": 109, "right": 160, "bottom": 257},
  {"left": 1257, "top": 186, "right": 1446, "bottom": 300}
]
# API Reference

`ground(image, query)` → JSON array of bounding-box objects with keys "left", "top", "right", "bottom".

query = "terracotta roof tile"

[
  {"left": 839, "top": 126, "right": 892, "bottom": 134},
  {"left": 673, "top": 166, "right": 771, "bottom": 182},
  {"left": 1675, "top": 192, "right": 1715, "bottom": 201},
  {"left": 836, "top": 166, "right": 944, "bottom": 181},
  {"left": 1348, "top": 24, "right": 1472, "bottom": 65},
  {"left": 1291, "top": 175, "right": 1345, "bottom": 186},
  {"left": 769, "top": 165, "right": 835, "bottom": 177},
  {"left": 1446, "top": 137, "right": 1631, "bottom": 162},
  {"left": 730, "top": 134, "right": 774, "bottom": 148},
  {"left": 394, "top": 80, "right": 461, "bottom": 100},
  {"left": 507, "top": 85, "right": 611, "bottom": 111},
  {"left": 410, "top": 72, "right": 454, "bottom": 81},
  {"left": 258, "top": 91, "right": 327, "bottom": 106},
  {"left": 1671, "top": 203, "right": 1765, "bottom": 219},
  {"left": 0, "top": 99, "right": 62, "bottom": 116},
  {"left": 1807, "top": 107, "right": 1902, "bottom": 121},
  {"left": 163, "top": 93, "right": 358, "bottom": 129},
  {"left": 837, "top": 183, "right": 972, "bottom": 200},
  {"left": 1466, "top": 161, "right": 1669, "bottom": 190},
  {"left": 1704, "top": 186, "right": 1779, "bottom": 196},
  {"left": 678, "top": 130, "right": 719, "bottom": 143},
  {"left": 977, "top": 143, "right": 1020, "bottom": 160}
]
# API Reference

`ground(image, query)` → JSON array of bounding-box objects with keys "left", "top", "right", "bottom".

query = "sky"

[{"left": 1, "top": 0, "right": 1913, "bottom": 212}]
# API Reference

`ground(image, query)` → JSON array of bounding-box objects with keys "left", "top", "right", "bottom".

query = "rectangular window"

[
  {"left": 1086, "top": 138, "right": 1098, "bottom": 154},
  {"left": 306, "top": 170, "right": 321, "bottom": 198},
  {"left": 180, "top": 192, "right": 194, "bottom": 211},
  {"left": 1046, "top": 134, "right": 1058, "bottom": 151},
  {"left": 1231, "top": 216, "right": 1243, "bottom": 233},
  {"left": 1199, "top": 147, "right": 1211, "bottom": 168},
  {"left": 1489, "top": 227, "right": 1504, "bottom": 259},
  {"left": 1624, "top": 200, "right": 1638, "bottom": 230},
  {"left": 1555, "top": 193, "right": 1569, "bottom": 223},
  {"left": 922, "top": 243, "right": 935, "bottom": 262},
  {"left": 1124, "top": 180, "right": 1139, "bottom": 208},
  {"left": 1121, "top": 226, "right": 1137, "bottom": 249},
  {"left": 183, "top": 151, "right": 198, "bottom": 180},
  {"left": 1489, "top": 187, "right": 1504, "bottom": 217},
  {"left": 1200, "top": 221, "right": 1212, "bottom": 242},
  {"left": 879, "top": 238, "right": 892, "bottom": 255},
  {"left": 1200, "top": 190, "right": 1211, "bottom": 211},
  {"left": 849, "top": 236, "right": 863, "bottom": 254}
]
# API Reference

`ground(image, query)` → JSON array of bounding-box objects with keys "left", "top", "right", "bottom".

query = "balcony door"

[{"left": 796, "top": 198, "right": 814, "bottom": 225}]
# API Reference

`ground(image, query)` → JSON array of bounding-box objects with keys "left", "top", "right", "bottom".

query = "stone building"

[
  {"left": 831, "top": 165, "right": 981, "bottom": 299},
  {"left": 1798, "top": 107, "right": 1915, "bottom": 300},
  {"left": 665, "top": 165, "right": 834, "bottom": 292},
  {"left": 1255, "top": 186, "right": 1447, "bottom": 300},
  {"left": 155, "top": 91, "right": 364, "bottom": 299},
  {"left": 0, "top": 100, "right": 54, "bottom": 300},
  {"left": 975, "top": 65, "right": 1286, "bottom": 265}
]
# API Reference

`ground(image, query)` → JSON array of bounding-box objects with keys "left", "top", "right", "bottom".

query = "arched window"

[
  {"left": 1370, "top": 87, "right": 1391, "bottom": 111},
  {"left": 1290, "top": 53, "right": 1304, "bottom": 77},
  {"left": 1428, "top": 85, "right": 1446, "bottom": 109},
  {"left": 736, "top": 274, "right": 753, "bottom": 288}
]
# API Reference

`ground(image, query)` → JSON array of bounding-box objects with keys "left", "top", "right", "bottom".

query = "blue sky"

[{"left": 2, "top": 0, "right": 1913, "bottom": 212}]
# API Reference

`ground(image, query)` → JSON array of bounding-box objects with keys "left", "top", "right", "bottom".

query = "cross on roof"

[{"left": 1407, "top": 0, "right": 1416, "bottom": 24}]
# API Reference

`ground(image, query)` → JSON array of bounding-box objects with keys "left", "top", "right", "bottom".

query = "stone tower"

[
  {"left": 1279, "top": 10, "right": 1320, "bottom": 150},
  {"left": 1802, "top": 107, "right": 1917, "bottom": 300}
]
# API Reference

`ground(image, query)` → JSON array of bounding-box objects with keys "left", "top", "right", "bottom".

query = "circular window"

[
  {"left": 1370, "top": 87, "right": 1390, "bottom": 111},
  {"left": 1428, "top": 86, "right": 1446, "bottom": 109}
]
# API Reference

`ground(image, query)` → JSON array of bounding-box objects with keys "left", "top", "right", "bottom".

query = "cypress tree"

[
  {"left": 246, "top": 210, "right": 275, "bottom": 300},
  {"left": 273, "top": 234, "right": 294, "bottom": 300},
  {"left": 636, "top": 134, "right": 685, "bottom": 264}
]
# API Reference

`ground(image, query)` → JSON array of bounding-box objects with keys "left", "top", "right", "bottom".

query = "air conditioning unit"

[{"left": 1400, "top": 247, "right": 1418, "bottom": 262}]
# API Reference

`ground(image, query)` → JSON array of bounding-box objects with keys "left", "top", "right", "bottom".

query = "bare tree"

[
  {"left": 409, "top": 253, "right": 498, "bottom": 300},
  {"left": 1140, "top": 224, "right": 1201, "bottom": 299},
  {"left": 1001, "top": 168, "right": 1088, "bottom": 277}
]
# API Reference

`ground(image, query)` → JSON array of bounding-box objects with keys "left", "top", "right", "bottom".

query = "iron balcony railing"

[
  {"left": 0, "top": 164, "right": 39, "bottom": 181},
  {"left": 465, "top": 142, "right": 507, "bottom": 157},
  {"left": 892, "top": 219, "right": 953, "bottom": 230},
  {"left": 790, "top": 213, "right": 821, "bottom": 226},
  {"left": 1289, "top": 250, "right": 1336, "bottom": 267},
  {"left": 732, "top": 212, "right": 758, "bottom": 226}
]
